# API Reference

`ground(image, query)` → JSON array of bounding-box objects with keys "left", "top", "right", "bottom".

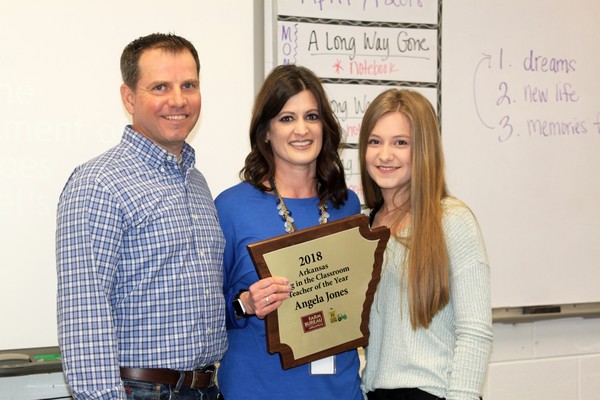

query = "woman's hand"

[{"left": 243, "top": 277, "right": 292, "bottom": 319}]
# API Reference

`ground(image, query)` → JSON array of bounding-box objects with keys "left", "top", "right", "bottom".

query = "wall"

[
  {"left": 485, "top": 318, "right": 600, "bottom": 400},
  {"left": 1, "top": 2, "right": 599, "bottom": 399},
  {"left": 0, "top": 0, "right": 256, "bottom": 351}
]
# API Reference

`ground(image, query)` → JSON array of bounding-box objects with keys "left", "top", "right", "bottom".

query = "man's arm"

[{"left": 56, "top": 174, "right": 125, "bottom": 400}]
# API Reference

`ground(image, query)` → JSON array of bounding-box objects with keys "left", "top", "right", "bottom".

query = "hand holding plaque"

[{"left": 247, "top": 214, "right": 389, "bottom": 369}]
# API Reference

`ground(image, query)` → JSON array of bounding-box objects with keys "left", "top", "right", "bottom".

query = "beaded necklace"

[{"left": 270, "top": 178, "right": 329, "bottom": 233}]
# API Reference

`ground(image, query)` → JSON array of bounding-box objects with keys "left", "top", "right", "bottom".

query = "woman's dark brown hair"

[{"left": 241, "top": 64, "right": 348, "bottom": 208}]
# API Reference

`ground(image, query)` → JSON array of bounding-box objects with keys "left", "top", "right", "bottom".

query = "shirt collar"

[{"left": 121, "top": 125, "right": 196, "bottom": 171}]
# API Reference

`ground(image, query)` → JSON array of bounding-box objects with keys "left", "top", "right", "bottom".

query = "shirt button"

[{"left": 206, "top": 328, "right": 212, "bottom": 335}]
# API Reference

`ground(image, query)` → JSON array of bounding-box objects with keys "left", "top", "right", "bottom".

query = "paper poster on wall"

[
  {"left": 276, "top": 1, "right": 437, "bottom": 24},
  {"left": 276, "top": 21, "right": 438, "bottom": 82},
  {"left": 325, "top": 83, "right": 437, "bottom": 144}
]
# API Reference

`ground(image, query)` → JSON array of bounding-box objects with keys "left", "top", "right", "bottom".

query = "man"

[{"left": 56, "top": 33, "right": 227, "bottom": 400}]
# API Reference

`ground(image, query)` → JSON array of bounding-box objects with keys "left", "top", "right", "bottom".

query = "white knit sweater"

[{"left": 361, "top": 197, "right": 493, "bottom": 400}]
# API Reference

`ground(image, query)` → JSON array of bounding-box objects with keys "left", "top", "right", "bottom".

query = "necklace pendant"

[
  {"left": 270, "top": 177, "right": 327, "bottom": 234},
  {"left": 319, "top": 204, "right": 329, "bottom": 225},
  {"left": 284, "top": 221, "right": 295, "bottom": 233}
]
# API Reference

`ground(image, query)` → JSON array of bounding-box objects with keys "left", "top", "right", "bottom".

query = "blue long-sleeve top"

[{"left": 215, "top": 181, "right": 363, "bottom": 400}]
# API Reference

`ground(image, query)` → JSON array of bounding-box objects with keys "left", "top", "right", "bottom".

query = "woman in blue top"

[{"left": 215, "top": 64, "right": 362, "bottom": 399}]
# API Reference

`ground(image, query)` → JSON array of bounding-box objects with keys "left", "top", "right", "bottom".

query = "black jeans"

[
  {"left": 367, "top": 388, "right": 443, "bottom": 400},
  {"left": 367, "top": 388, "right": 483, "bottom": 400}
]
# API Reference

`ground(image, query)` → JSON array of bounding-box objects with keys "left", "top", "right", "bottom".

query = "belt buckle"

[{"left": 190, "top": 366, "right": 215, "bottom": 389}]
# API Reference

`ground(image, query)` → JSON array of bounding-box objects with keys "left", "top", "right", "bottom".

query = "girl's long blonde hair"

[{"left": 359, "top": 89, "right": 449, "bottom": 329}]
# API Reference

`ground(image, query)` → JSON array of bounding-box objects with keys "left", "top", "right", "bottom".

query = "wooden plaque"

[{"left": 247, "top": 214, "right": 389, "bottom": 369}]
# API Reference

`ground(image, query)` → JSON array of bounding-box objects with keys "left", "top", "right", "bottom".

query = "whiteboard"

[
  {"left": 442, "top": 0, "right": 600, "bottom": 308},
  {"left": 0, "top": 1, "right": 255, "bottom": 350},
  {"left": 2, "top": 0, "right": 599, "bottom": 352},
  {"left": 268, "top": 0, "right": 600, "bottom": 309}
]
